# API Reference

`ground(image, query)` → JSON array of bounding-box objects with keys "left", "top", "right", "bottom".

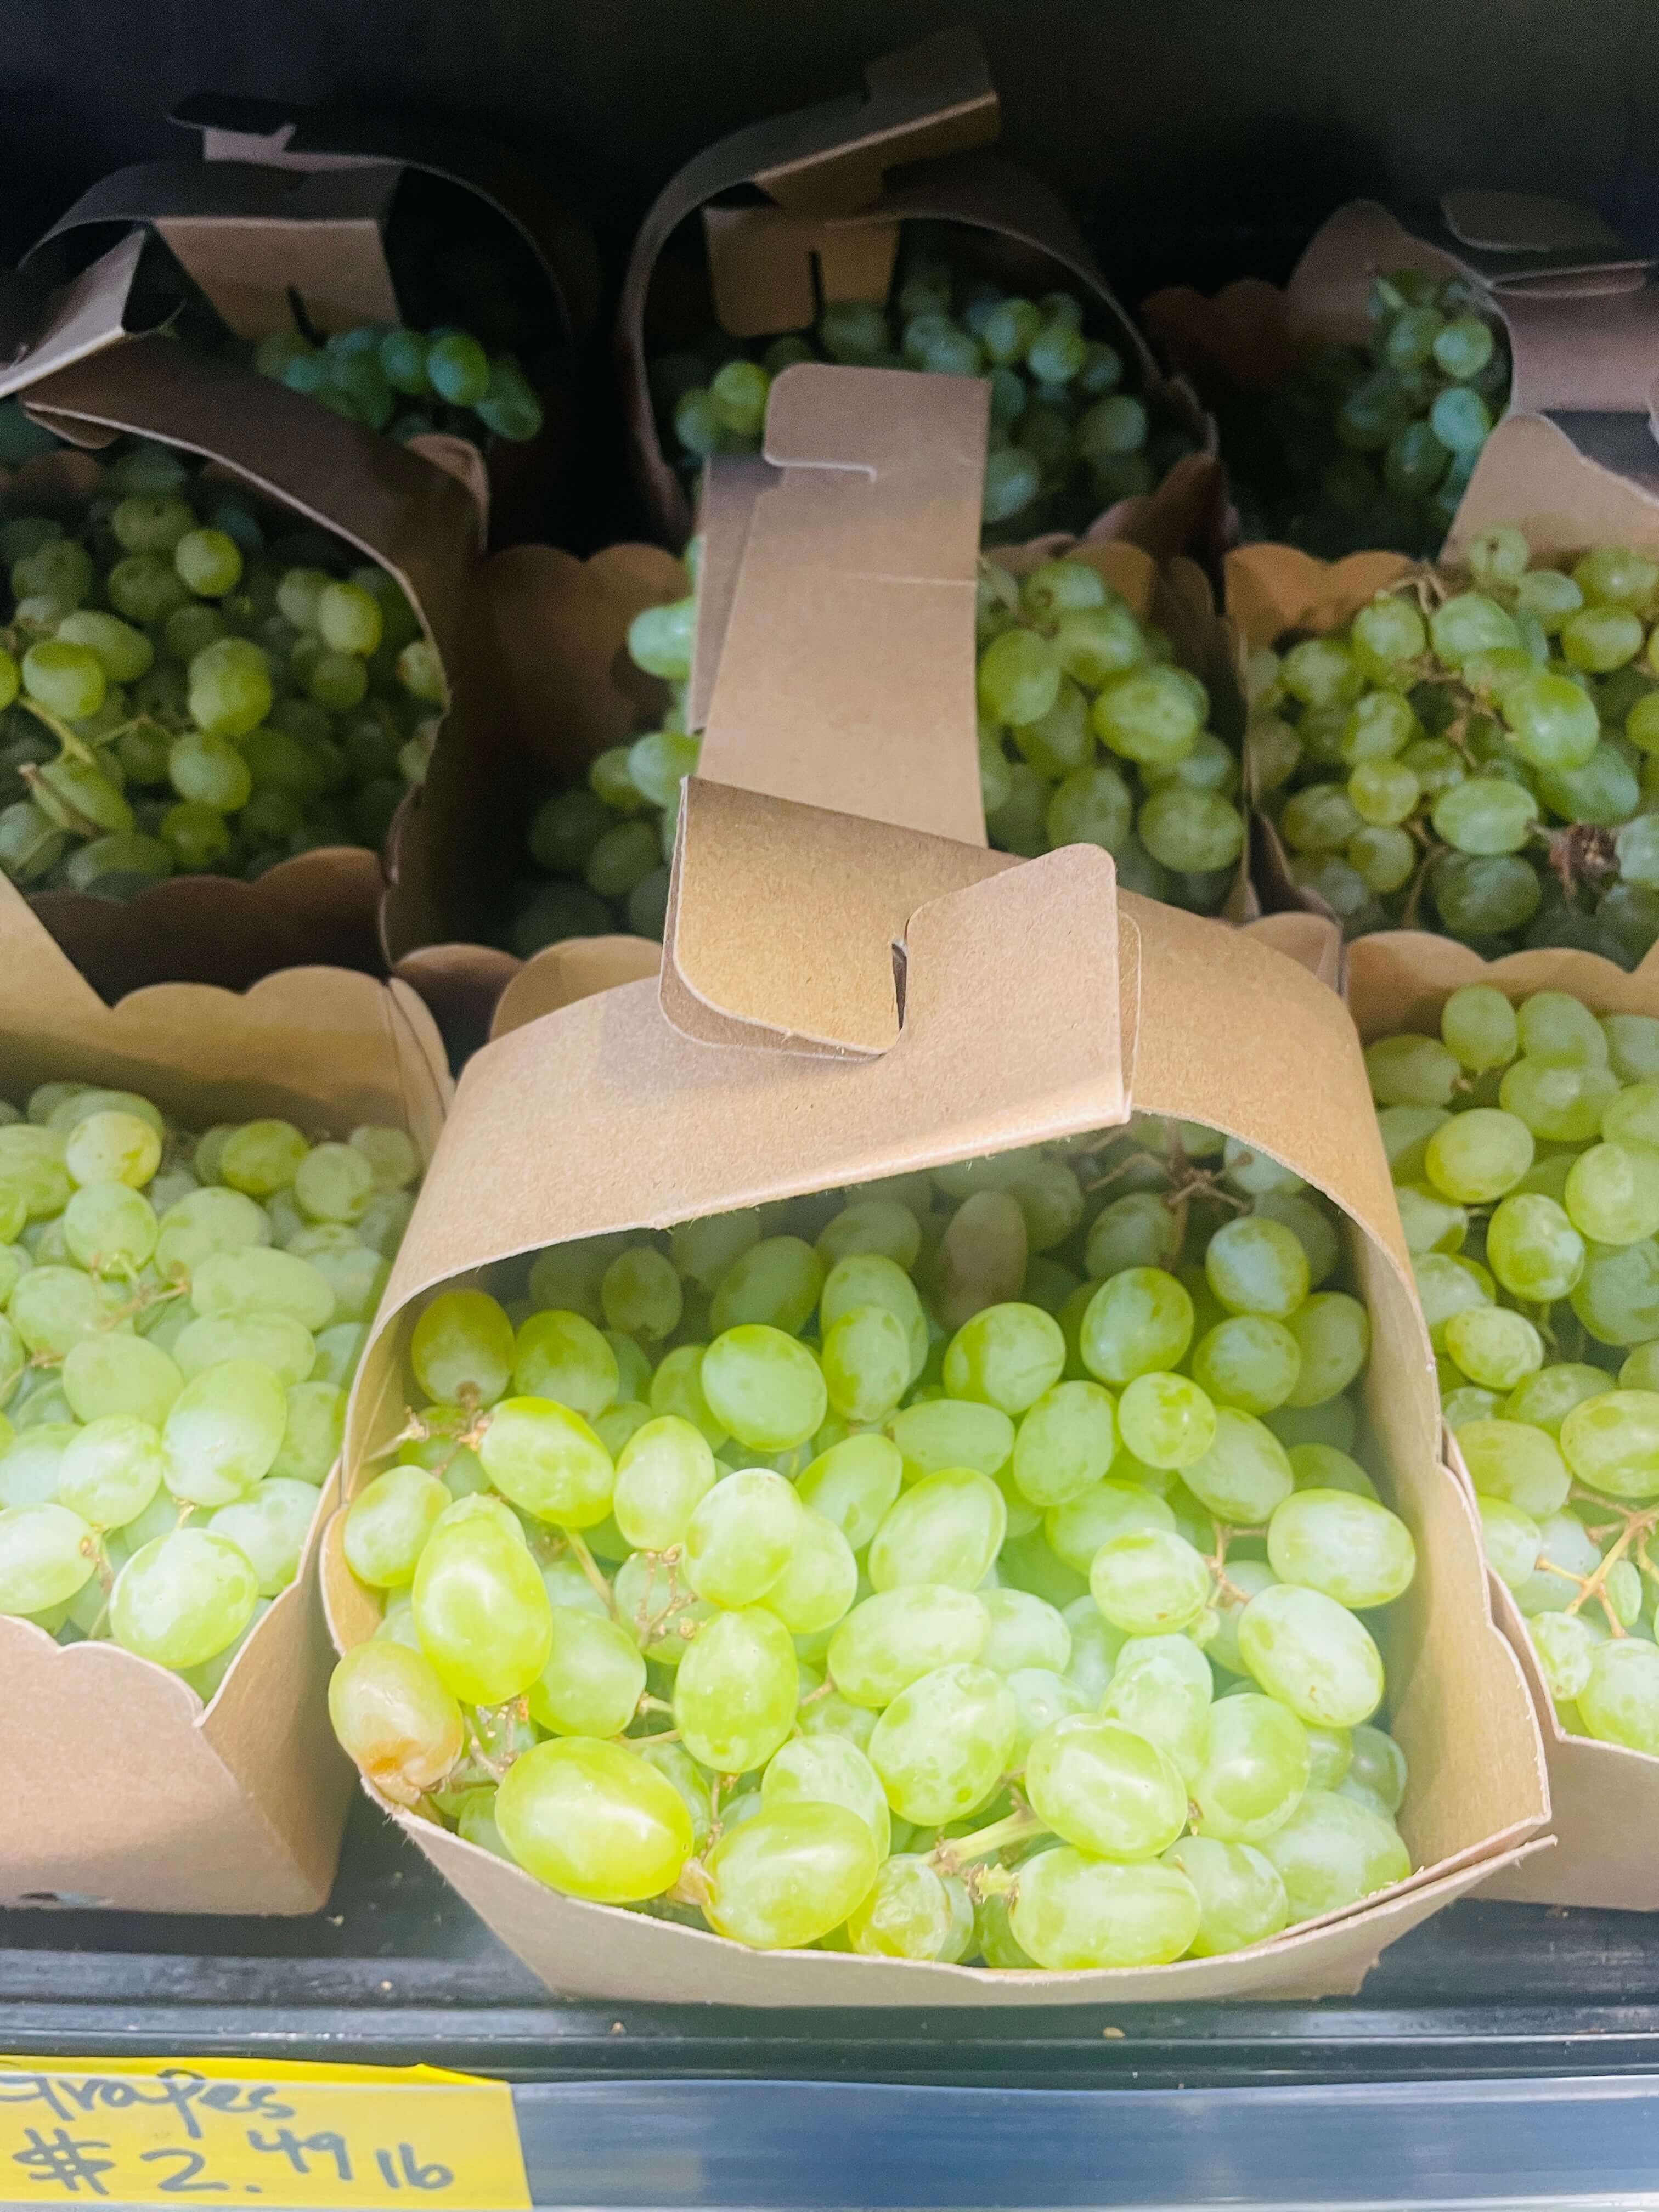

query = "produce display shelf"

[{"left": 2, "top": 1798, "right": 1658, "bottom": 2090}]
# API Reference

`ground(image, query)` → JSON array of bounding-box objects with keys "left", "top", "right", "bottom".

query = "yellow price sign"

[{"left": 0, "top": 2056, "right": 531, "bottom": 2209}]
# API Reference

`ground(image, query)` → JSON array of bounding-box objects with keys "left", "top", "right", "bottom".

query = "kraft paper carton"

[
  {"left": 618, "top": 30, "right": 1221, "bottom": 559},
  {"left": 0, "top": 874, "right": 449, "bottom": 1914},
  {"left": 1348, "top": 929, "right": 1659, "bottom": 1910},
  {"left": 324, "top": 362, "right": 1548, "bottom": 2003}
]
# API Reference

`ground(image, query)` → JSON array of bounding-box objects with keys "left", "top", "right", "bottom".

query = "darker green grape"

[{"left": 1252, "top": 528, "right": 1659, "bottom": 964}]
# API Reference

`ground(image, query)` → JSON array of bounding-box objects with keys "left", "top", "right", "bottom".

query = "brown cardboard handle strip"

[
  {"left": 688, "top": 453, "right": 777, "bottom": 734},
  {"left": 1440, "top": 190, "right": 1632, "bottom": 261},
  {"left": 690, "top": 361, "right": 987, "bottom": 836},
  {"left": 663, "top": 780, "right": 1018, "bottom": 1057},
  {"left": 354, "top": 842, "right": 1129, "bottom": 1372},
  {"left": 18, "top": 333, "right": 481, "bottom": 676}
]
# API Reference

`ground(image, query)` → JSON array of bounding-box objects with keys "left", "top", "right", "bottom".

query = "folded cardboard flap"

[
  {"left": 0, "top": 877, "right": 449, "bottom": 1916},
  {"left": 1444, "top": 408, "right": 1659, "bottom": 559}
]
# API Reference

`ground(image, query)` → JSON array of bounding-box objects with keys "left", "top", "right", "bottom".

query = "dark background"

[{"left": 8, "top": 0, "right": 1659, "bottom": 290}]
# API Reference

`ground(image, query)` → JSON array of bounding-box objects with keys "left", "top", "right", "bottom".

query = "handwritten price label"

[{"left": 0, "top": 2057, "right": 529, "bottom": 2208}]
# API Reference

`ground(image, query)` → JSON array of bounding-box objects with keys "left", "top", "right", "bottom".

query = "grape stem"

[
  {"left": 563, "top": 1530, "right": 621, "bottom": 1620},
  {"left": 15, "top": 696, "right": 99, "bottom": 766},
  {"left": 667, "top": 1860, "right": 714, "bottom": 1911},
  {"left": 930, "top": 1807, "right": 1048, "bottom": 1876},
  {"left": 18, "top": 761, "right": 108, "bottom": 840},
  {"left": 1541, "top": 1497, "right": 1659, "bottom": 1635}
]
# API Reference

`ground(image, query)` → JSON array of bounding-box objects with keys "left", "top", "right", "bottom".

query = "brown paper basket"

[
  {"left": 1228, "top": 408, "right": 1659, "bottom": 930},
  {"left": 1148, "top": 195, "right": 1659, "bottom": 549},
  {"left": 617, "top": 30, "right": 1221, "bottom": 560},
  {"left": 0, "top": 873, "right": 450, "bottom": 1915},
  {"left": 322, "top": 362, "right": 1547, "bottom": 2002},
  {"left": 1347, "top": 929, "right": 1659, "bottom": 1909},
  {"left": 29, "top": 97, "right": 601, "bottom": 550},
  {"left": 0, "top": 245, "right": 486, "bottom": 1001}
]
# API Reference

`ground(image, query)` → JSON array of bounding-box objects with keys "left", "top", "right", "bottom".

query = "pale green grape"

[
  {"left": 683, "top": 1468, "right": 803, "bottom": 1606},
  {"left": 1190, "top": 1315, "right": 1302, "bottom": 1416},
  {"left": 477, "top": 1396, "right": 614, "bottom": 1528},
  {"left": 527, "top": 1610, "right": 646, "bottom": 1738},
  {"left": 411, "top": 1289, "right": 515, "bottom": 1406},
  {"left": 886, "top": 1398, "right": 1013, "bottom": 1481},
  {"left": 705, "top": 1802, "right": 879, "bottom": 1950},
  {"left": 1025, "top": 1714, "right": 1188, "bottom": 1860},
  {"left": 862, "top": 1658, "right": 1019, "bottom": 1836},
  {"left": 1009, "top": 1848, "right": 1201, "bottom": 1968},
  {"left": 1477, "top": 1495, "right": 1543, "bottom": 1589},
  {"left": 827, "top": 1585, "right": 989, "bottom": 1709},
  {"left": 0, "top": 1499, "right": 95, "bottom": 1613},
  {"left": 1163, "top": 1835, "right": 1290, "bottom": 1954},
  {"left": 410, "top": 1504, "right": 553, "bottom": 1703},
  {"left": 1181, "top": 1408, "right": 1295, "bottom": 1523},
  {"left": 761, "top": 1510, "right": 858, "bottom": 1634},
  {"left": 602, "top": 1246, "right": 682, "bottom": 1341},
  {"left": 1237, "top": 1583, "right": 1385, "bottom": 1727},
  {"left": 845, "top": 1852, "right": 970, "bottom": 1960},
  {"left": 110, "top": 1528, "right": 258, "bottom": 1668},
  {"left": 1347, "top": 1723, "right": 1408, "bottom": 1812},
  {"left": 209, "top": 1476, "right": 319, "bottom": 1596},
  {"left": 867, "top": 1468, "right": 1007, "bottom": 1593},
  {"left": 1046, "top": 1481, "right": 1175, "bottom": 1576},
  {"left": 60, "top": 1334, "right": 183, "bottom": 1428},
  {"left": 162, "top": 1358, "right": 288, "bottom": 1506},
  {"left": 797, "top": 1433, "right": 904, "bottom": 1550},
  {"left": 701, "top": 1324, "right": 826, "bottom": 1450},
  {"left": 1080, "top": 1268, "right": 1194, "bottom": 1384},
  {"left": 269, "top": 1381, "right": 346, "bottom": 1484},
  {"left": 1284, "top": 1295, "right": 1371, "bottom": 1405},
  {"left": 1097, "top": 1633, "right": 1213, "bottom": 1780},
  {"left": 977, "top": 1587, "right": 1072, "bottom": 1675},
  {"left": 57, "top": 1415, "right": 165, "bottom": 1530},
  {"left": 342, "top": 1464, "right": 450, "bottom": 1587},
  {"left": 612, "top": 1415, "right": 717, "bottom": 1551},
  {"left": 190, "top": 1248, "right": 334, "bottom": 1333},
  {"left": 496, "top": 1738, "right": 693, "bottom": 1902},
  {"left": 761, "top": 1733, "right": 891, "bottom": 1858},
  {"left": 943, "top": 1302, "right": 1065, "bottom": 1415},
  {"left": 1116, "top": 1372, "right": 1216, "bottom": 1469},
  {"left": 822, "top": 1304, "right": 913, "bottom": 1423},
  {"left": 1259, "top": 1788, "right": 1410, "bottom": 1921},
  {"left": 709, "top": 1237, "right": 823, "bottom": 1336},
  {"left": 1090, "top": 1529, "right": 1211, "bottom": 1635},
  {"left": 673, "top": 1604, "right": 798, "bottom": 1771},
  {"left": 1267, "top": 1488, "right": 1416, "bottom": 1609}
]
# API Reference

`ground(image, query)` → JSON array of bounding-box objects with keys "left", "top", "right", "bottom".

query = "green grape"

[
  {"left": 704, "top": 1802, "right": 879, "bottom": 1950},
  {"left": 699, "top": 1325, "right": 826, "bottom": 1451},
  {"left": 1188, "top": 1691, "right": 1310, "bottom": 1843},
  {"left": 673, "top": 1603, "right": 798, "bottom": 1771},
  {"left": 1285, "top": 1295, "right": 1372, "bottom": 1405},
  {"left": 1080, "top": 1268, "right": 1194, "bottom": 1385},
  {"left": 1116, "top": 1372, "right": 1216, "bottom": 1469},
  {"left": 1025, "top": 1713, "right": 1187, "bottom": 1860},
  {"left": 845, "top": 1852, "right": 970, "bottom": 1960},
  {"left": 867, "top": 1467, "right": 1006, "bottom": 1593},
  {"left": 57, "top": 1415, "right": 165, "bottom": 1531},
  {"left": 1096, "top": 1634, "right": 1212, "bottom": 1780},
  {"left": 797, "top": 1433, "right": 904, "bottom": 1551},
  {"left": 343, "top": 1464, "right": 450, "bottom": 1587},
  {"left": 1486, "top": 1193, "right": 1585, "bottom": 1302},
  {"left": 1181, "top": 1408, "right": 1295, "bottom": 1525},
  {"left": 762, "top": 1509, "right": 857, "bottom": 1633},
  {"left": 327, "top": 1639, "right": 462, "bottom": 1803},
  {"left": 1089, "top": 1528, "right": 1211, "bottom": 1634},
  {"left": 1009, "top": 1848, "right": 1201, "bottom": 1969},
  {"left": 762, "top": 1733, "right": 891, "bottom": 1858},
  {"left": 60, "top": 1333, "right": 182, "bottom": 1428},
  {"left": 1237, "top": 1582, "right": 1384, "bottom": 1726},
  {"left": 1267, "top": 1487, "right": 1416, "bottom": 1608},
  {"left": 827, "top": 1585, "right": 989, "bottom": 1709},
  {"left": 1046, "top": 1481, "right": 1175, "bottom": 1576},
  {"left": 1442, "top": 1306, "right": 1543, "bottom": 1391},
  {"left": 1260, "top": 1788, "right": 1409, "bottom": 1921},
  {"left": 710, "top": 1239, "right": 823, "bottom": 1336},
  {"left": 822, "top": 1304, "right": 912, "bottom": 1423},
  {"left": 0, "top": 1500, "right": 96, "bottom": 1613},
  {"left": 1558, "top": 1390, "right": 1659, "bottom": 1499},
  {"left": 190, "top": 1248, "right": 334, "bottom": 1332},
  {"left": 527, "top": 1609, "right": 646, "bottom": 1737},
  {"left": 110, "top": 1528, "right": 258, "bottom": 1669},
  {"left": 611, "top": 1415, "right": 716, "bottom": 1551},
  {"left": 1163, "top": 1835, "right": 1289, "bottom": 1955},
  {"left": 410, "top": 1504, "right": 552, "bottom": 1703},
  {"left": 1011, "top": 1381, "right": 1117, "bottom": 1505},
  {"left": 977, "top": 1586, "right": 1071, "bottom": 1674},
  {"left": 942, "top": 1301, "right": 1065, "bottom": 1415},
  {"left": 1506, "top": 1362, "right": 1612, "bottom": 1435},
  {"left": 162, "top": 1359, "right": 287, "bottom": 1506},
  {"left": 496, "top": 1738, "right": 692, "bottom": 1901},
  {"left": 1458, "top": 1418, "right": 1570, "bottom": 1516},
  {"left": 683, "top": 1468, "right": 803, "bottom": 1606},
  {"left": 209, "top": 1476, "right": 319, "bottom": 1595},
  {"left": 1190, "top": 1315, "right": 1302, "bottom": 1415},
  {"left": 867, "top": 1661, "right": 1016, "bottom": 1824},
  {"left": 477, "top": 1397, "right": 614, "bottom": 1530},
  {"left": 512, "top": 1310, "right": 619, "bottom": 1419}
]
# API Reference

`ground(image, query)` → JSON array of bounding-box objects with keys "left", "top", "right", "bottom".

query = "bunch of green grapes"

[
  {"left": 978, "top": 555, "right": 1244, "bottom": 907},
  {"left": 653, "top": 235, "right": 1199, "bottom": 543},
  {"left": 1226, "top": 269, "right": 1511, "bottom": 559},
  {"left": 1372, "top": 986, "right": 1659, "bottom": 1753},
  {"left": 251, "top": 325, "right": 543, "bottom": 447},
  {"left": 0, "top": 441, "right": 443, "bottom": 899},
  {"left": 0, "top": 1081, "right": 419, "bottom": 1696},
  {"left": 1250, "top": 529, "right": 1659, "bottom": 964},
  {"left": 331, "top": 1114, "right": 1417, "bottom": 1970},
  {"left": 503, "top": 570, "right": 698, "bottom": 960}
]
